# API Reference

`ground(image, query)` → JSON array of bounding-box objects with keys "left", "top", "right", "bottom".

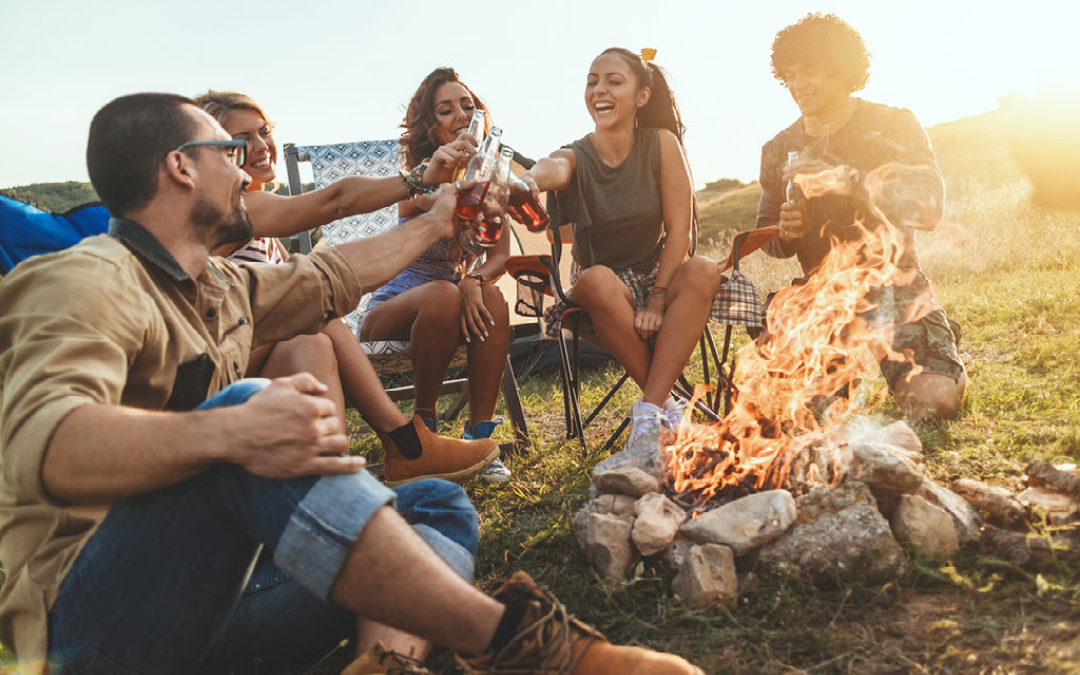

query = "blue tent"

[{"left": 0, "top": 196, "right": 111, "bottom": 274}]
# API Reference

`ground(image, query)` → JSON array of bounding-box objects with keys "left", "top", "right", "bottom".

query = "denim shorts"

[{"left": 46, "top": 379, "right": 479, "bottom": 674}]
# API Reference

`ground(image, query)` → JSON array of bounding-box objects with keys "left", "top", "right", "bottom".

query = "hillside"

[{"left": 0, "top": 182, "right": 99, "bottom": 213}]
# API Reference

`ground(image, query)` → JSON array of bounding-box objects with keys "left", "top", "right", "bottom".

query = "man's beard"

[{"left": 192, "top": 190, "right": 253, "bottom": 249}]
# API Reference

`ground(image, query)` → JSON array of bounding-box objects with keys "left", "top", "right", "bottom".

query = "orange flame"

[{"left": 666, "top": 163, "right": 935, "bottom": 503}]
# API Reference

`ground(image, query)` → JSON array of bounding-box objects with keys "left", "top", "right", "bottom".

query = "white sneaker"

[
  {"left": 478, "top": 458, "right": 512, "bottom": 484},
  {"left": 662, "top": 396, "right": 688, "bottom": 431},
  {"left": 627, "top": 400, "right": 668, "bottom": 445}
]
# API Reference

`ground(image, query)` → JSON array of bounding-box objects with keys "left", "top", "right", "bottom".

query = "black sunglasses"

[{"left": 175, "top": 139, "right": 248, "bottom": 167}]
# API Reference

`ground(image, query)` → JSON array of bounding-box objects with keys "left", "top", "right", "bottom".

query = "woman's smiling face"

[
  {"left": 432, "top": 81, "right": 477, "bottom": 146},
  {"left": 223, "top": 108, "right": 277, "bottom": 188},
  {"left": 585, "top": 53, "right": 648, "bottom": 129}
]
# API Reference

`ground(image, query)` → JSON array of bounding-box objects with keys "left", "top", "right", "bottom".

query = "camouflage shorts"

[{"left": 879, "top": 307, "right": 965, "bottom": 389}]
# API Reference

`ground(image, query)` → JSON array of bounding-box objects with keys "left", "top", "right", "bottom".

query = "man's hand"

[
  {"left": 230, "top": 373, "right": 364, "bottom": 479},
  {"left": 778, "top": 200, "right": 808, "bottom": 241}
]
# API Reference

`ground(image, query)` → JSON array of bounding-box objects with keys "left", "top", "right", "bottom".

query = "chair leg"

[
  {"left": 500, "top": 355, "right": 529, "bottom": 456},
  {"left": 442, "top": 389, "right": 470, "bottom": 426},
  {"left": 557, "top": 329, "right": 587, "bottom": 454}
]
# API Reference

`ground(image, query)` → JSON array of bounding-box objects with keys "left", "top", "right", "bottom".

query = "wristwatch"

[{"left": 467, "top": 272, "right": 487, "bottom": 286}]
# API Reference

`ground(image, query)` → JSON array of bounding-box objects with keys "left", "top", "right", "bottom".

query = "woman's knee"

[
  {"left": 570, "top": 265, "right": 621, "bottom": 307},
  {"left": 675, "top": 256, "right": 722, "bottom": 297},
  {"left": 418, "top": 281, "right": 463, "bottom": 322},
  {"left": 480, "top": 284, "right": 509, "bottom": 322},
  {"left": 279, "top": 333, "right": 338, "bottom": 375}
]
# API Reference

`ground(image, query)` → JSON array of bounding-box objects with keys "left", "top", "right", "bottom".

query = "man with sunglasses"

[{"left": 0, "top": 93, "right": 702, "bottom": 675}]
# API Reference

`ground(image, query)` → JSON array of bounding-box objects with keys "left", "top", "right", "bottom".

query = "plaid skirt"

[{"left": 541, "top": 260, "right": 764, "bottom": 339}]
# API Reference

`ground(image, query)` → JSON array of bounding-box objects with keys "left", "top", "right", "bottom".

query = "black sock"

[
  {"left": 487, "top": 601, "right": 528, "bottom": 655},
  {"left": 387, "top": 421, "right": 423, "bottom": 460}
]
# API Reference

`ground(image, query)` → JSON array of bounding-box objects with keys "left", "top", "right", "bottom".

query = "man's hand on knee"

[{"left": 228, "top": 373, "right": 365, "bottom": 479}]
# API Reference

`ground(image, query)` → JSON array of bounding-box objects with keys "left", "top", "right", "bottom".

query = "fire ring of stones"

[{"left": 573, "top": 421, "right": 989, "bottom": 608}]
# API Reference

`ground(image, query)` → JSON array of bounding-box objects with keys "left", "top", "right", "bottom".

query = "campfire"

[{"left": 573, "top": 164, "right": 1080, "bottom": 608}]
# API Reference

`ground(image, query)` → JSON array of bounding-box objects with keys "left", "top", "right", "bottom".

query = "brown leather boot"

[
  {"left": 342, "top": 640, "right": 432, "bottom": 675},
  {"left": 456, "top": 572, "right": 704, "bottom": 675},
  {"left": 380, "top": 415, "right": 499, "bottom": 487}
]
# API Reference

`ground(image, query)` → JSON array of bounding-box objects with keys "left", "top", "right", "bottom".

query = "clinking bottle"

[
  {"left": 454, "top": 127, "right": 503, "bottom": 221},
  {"left": 452, "top": 109, "right": 487, "bottom": 183}
]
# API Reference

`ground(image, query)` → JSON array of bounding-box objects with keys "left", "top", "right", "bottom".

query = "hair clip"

[{"left": 640, "top": 48, "right": 657, "bottom": 63}]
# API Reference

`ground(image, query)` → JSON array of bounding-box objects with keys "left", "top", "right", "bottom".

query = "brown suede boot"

[
  {"left": 342, "top": 641, "right": 432, "bottom": 675},
  {"left": 456, "top": 572, "right": 705, "bottom": 675},
  {"left": 380, "top": 415, "right": 499, "bottom": 487}
]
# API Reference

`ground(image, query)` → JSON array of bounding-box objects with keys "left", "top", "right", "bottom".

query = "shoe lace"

[
  {"left": 487, "top": 584, "right": 603, "bottom": 674},
  {"left": 376, "top": 648, "right": 431, "bottom": 675},
  {"left": 629, "top": 409, "right": 667, "bottom": 442},
  {"left": 664, "top": 400, "right": 688, "bottom": 430}
]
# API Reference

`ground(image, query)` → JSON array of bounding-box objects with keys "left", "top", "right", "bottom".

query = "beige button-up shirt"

[{"left": 0, "top": 218, "right": 362, "bottom": 659}]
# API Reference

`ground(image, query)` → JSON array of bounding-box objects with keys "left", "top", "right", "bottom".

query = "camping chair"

[
  {"left": 283, "top": 141, "right": 529, "bottom": 452},
  {"left": 0, "top": 196, "right": 110, "bottom": 274},
  {"left": 505, "top": 222, "right": 778, "bottom": 454}
]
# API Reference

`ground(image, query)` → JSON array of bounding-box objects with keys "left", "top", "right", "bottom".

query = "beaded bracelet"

[
  {"left": 401, "top": 162, "right": 436, "bottom": 197},
  {"left": 649, "top": 285, "right": 668, "bottom": 299}
]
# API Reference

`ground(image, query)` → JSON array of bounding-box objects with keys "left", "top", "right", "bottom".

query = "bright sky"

[{"left": 2, "top": 0, "right": 1076, "bottom": 190}]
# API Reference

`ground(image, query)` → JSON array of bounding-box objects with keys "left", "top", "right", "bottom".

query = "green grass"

[{"left": 330, "top": 179, "right": 1080, "bottom": 674}]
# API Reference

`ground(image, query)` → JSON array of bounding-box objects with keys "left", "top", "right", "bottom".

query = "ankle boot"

[
  {"left": 342, "top": 641, "right": 431, "bottom": 675},
  {"left": 380, "top": 415, "right": 499, "bottom": 487},
  {"left": 457, "top": 572, "right": 704, "bottom": 675}
]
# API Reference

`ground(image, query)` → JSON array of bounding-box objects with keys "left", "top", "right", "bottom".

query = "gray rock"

[
  {"left": 680, "top": 490, "right": 797, "bottom": 556},
  {"left": 572, "top": 510, "right": 637, "bottom": 581},
  {"left": 592, "top": 467, "right": 660, "bottom": 497},
  {"left": 587, "top": 493, "right": 638, "bottom": 519},
  {"left": 891, "top": 494, "right": 960, "bottom": 557},
  {"left": 857, "top": 421, "right": 924, "bottom": 464},
  {"left": 916, "top": 478, "right": 984, "bottom": 546},
  {"left": 846, "top": 442, "right": 925, "bottom": 494},
  {"left": 662, "top": 536, "right": 695, "bottom": 570},
  {"left": 592, "top": 426, "right": 667, "bottom": 483},
  {"left": 672, "top": 544, "right": 738, "bottom": 608},
  {"left": 632, "top": 493, "right": 687, "bottom": 556},
  {"left": 757, "top": 482, "right": 906, "bottom": 585}
]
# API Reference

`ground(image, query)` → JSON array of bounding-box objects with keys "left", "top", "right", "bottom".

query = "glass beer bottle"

[
  {"left": 476, "top": 147, "right": 514, "bottom": 247},
  {"left": 452, "top": 109, "right": 487, "bottom": 183},
  {"left": 454, "top": 127, "right": 502, "bottom": 221},
  {"left": 786, "top": 150, "right": 801, "bottom": 203},
  {"left": 508, "top": 175, "right": 550, "bottom": 233}
]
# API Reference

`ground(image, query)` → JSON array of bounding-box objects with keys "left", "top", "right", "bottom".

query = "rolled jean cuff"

[
  {"left": 273, "top": 471, "right": 396, "bottom": 601},
  {"left": 413, "top": 524, "right": 475, "bottom": 581}
]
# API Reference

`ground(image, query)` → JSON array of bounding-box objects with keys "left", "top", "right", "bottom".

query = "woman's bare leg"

[
  {"left": 641, "top": 256, "right": 721, "bottom": 405},
  {"left": 323, "top": 319, "right": 410, "bottom": 433},
  {"left": 256, "top": 333, "right": 346, "bottom": 423},
  {"left": 568, "top": 265, "right": 653, "bottom": 388},
  {"left": 466, "top": 284, "right": 510, "bottom": 427},
  {"left": 359, "top": 281, "right": 462, "bottom": 419}
]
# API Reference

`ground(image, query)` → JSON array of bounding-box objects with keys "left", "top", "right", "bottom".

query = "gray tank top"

[{"left": 553, "top": 128, "right": 665, "bottom": 272}]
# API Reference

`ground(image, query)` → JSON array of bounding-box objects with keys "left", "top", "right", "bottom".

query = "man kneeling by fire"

[{"left": 754, "top": 13, "right": 967, "bottom": 420}]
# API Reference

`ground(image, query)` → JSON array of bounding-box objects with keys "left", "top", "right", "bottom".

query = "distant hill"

[
  {"left": 1, "top": 182, "right": 100, "bottom": 213},
  {"left": 1, "top": 182, "right": 307, "bottom": 214},
  {"left": 695, "top": 104, "right": 1025, "bottom": 246}
]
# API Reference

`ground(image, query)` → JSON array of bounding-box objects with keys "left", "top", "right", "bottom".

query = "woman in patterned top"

[
  {"left": 193, "top": 90, "right": 499, "bottom": 489},
  {"left": 358, "top": 68, "right": 513, "bottom": 484},
  {"left": 514, "top": 48, "right": 730, "bottom": 447}
]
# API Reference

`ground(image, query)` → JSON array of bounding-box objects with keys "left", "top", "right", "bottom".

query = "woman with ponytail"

[{"left": 516, "top": 47, "right": 732, "bottom": 446}]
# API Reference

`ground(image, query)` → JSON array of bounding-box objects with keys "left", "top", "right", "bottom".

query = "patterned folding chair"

[{"left": 283, "top": 141, "right": 528, "bottom": 450}]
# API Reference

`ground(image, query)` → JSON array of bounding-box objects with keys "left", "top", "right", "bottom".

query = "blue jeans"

[{"left": 47, "top": 379, "right": 479, "bottom": 674}]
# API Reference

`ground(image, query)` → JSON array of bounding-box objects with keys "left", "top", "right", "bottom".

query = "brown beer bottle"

[
  {"left": 476, "top": 147, "right": 515, "bottom": 247},
  {"left": 455, "top": 127, "right": 502, "bottom": 221}
]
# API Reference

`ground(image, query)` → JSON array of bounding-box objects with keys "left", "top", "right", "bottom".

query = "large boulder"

[
  {"left": 891, "top": 494, "right": 960, "bottom": 557},
  {"left": 572, "top": 510, "right": 636, "bottom": 581},
  {"left": 680, "top": 490, "right": 797, "bottom": 556},
  {"left": 758, "top": 482, "right": 906, "bottom": 585},
  {"left": 672, "top": 544, "right": 738, "bottom": 608},
  {"left": 632, "top": 493, "right": 687, "bottom": 556}
]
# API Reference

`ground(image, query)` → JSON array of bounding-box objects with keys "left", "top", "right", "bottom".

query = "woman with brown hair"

[
  {"left": 515, "top": 48, "right": 731, "bottom": 447},
  {"left": 357, "top": 68, "right": 513, "bottom": 484},
  {"left": 193, "top": 89, "right": 499, "bottom": 487}
]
